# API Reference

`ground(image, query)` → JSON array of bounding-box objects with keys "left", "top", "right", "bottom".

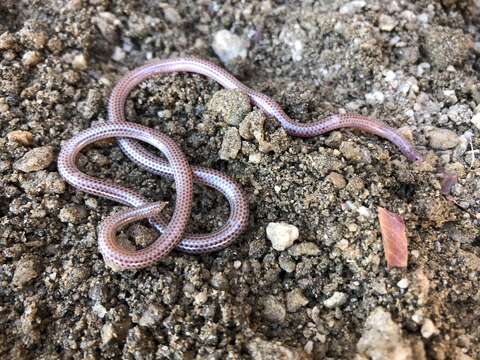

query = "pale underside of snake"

[{"left": 58, "top": 57, "right": 422, "bottom": 269}]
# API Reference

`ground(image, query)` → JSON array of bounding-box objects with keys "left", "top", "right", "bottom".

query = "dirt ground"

[{"left": 1, "top": 0, "right": 479, "bottom": 359}]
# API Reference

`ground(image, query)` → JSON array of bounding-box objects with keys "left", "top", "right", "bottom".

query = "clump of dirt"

[{"left": 0, "top": 1, "right": 479, "bottom": 359}]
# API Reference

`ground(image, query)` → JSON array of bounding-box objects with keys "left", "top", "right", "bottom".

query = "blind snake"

[{"left": 58, "top": 57, "right": 422, "bottom": 270}]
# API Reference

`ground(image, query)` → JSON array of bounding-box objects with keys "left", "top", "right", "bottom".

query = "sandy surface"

[{"left": 1, "top": 0, "right": 479, "bottom": 359}]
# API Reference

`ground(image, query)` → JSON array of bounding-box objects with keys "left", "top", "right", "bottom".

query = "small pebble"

[
  {"left": 212, "top": 29, "right": 248, "bottom": 65},
  {"left": 219, "top": 127, "right": 241, "bottom": 160},
  {"left": 286, "top": 289, "right": 309, "bottom": 312},
  {"left": 397, "top": 278, "right": 410, "bottom": 289},
  {"left": 447, "top": 104, "right": 473, "bottom": 125},
  {"left": 288, "top": 242, "right": 320, "bottom": 256},
  {"left": 138, "top": 304, "right": 164, "bottom": 328},
  {"left": 278, "top": 256, "right": 296, "bottom": 273},
  {"left": 22, "top": 51, "right": 41, "bottom": 66},
  {"left": 323, "top": 291, "right": 348, "bottom": 308},
  {"left": 365, "top": 90, "right": 385, "bottom": 105},
  {"left": 13, "top": 146, "right": 54, "bottom": 172},
  {"left": 266, "top": 222, "right": 299, "bottom": 251},
  {"left": 7, "top": 130, "right": 33, "bottom": 146},
  {"left": 357, "top": 307, "right": 412, "bottom": 358},
  {"left": 13, "top": 257, "right": 40, "bottom": 289},
  {"left": 471, "top": 113, "right": 480, "bottom": 130},
  {"left": 208, "top": 89, "right": 251, "bottom": 126},
  {"left": 261, "top": 295, "right": 286, "bottom": 323},
  {"left": 59, "top": 205, "right": 87, "bottom": 224},
  {"left": 379, "top": 14, "right": 398, "bottom": 32},
  {"left": 162, "top": 5, "right": 181, "bottom": 23},
  {"left": 427, "top": 128, "right": 459, "bottom": 150},
  {"left": 248, "top": 152, "right": 262, "bottom": 164},
  {"left": 339, "top": 0, "right": 366, "bottom": 15},
  {"left": 421, "top": 319, "right": 439, "bottom": 338},
  {"left": 339, "top": 141, "right": 371, "bottom": 163},
  {"left": 72, "top": 53, "right": 88, "bottom": 70},
  {"left": 326, "top": 172, "right": 346, "bottom": 189}
]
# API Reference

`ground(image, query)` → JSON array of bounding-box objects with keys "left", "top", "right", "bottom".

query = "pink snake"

[{"left": 58, "top": 57, "right": 422, "bottom": 270}]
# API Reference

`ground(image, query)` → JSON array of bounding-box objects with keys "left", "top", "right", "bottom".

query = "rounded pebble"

[
  {"left": 7, "top": 130, "right": 33, "bottom": 146},
  {"left": 323, "top": 291, "right": 348, "bottom": 308},
  {"left": 13, "top": 146, "right": 54, "bottom": 172},
  {"left": 212, "top": 29, "right": 248, "bottom": 65},
  {"left": 266, "top": 222, "right": 299, "bottom": 251},
  {"left": 427, "top": 128, "right": 460, "bottom": 150}
]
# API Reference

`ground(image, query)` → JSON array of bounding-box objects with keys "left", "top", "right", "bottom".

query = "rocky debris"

[
  {"left": 357, "top": 307, "right": 413, "bottom": 359},
  {"left": 365, "top": 90, "right": 385, "bottom": 105},
  {"left": 7, "top": 130, "right": 33, "bottom": 146},
  {"left": 326, "top": 172, "right": 346, "bottom": 189},
  {"left": 378, "top": 14, "right": 397, "bottom": 32},
  {"left": 278, "top": 255, "right": 296, "bottom": 273},
  {"left": 239, "top": 110, "right": 273, "bottom": 152},
  {"left": 58, "top": 205, "right": 87, "bottom": 224},
  {"left": 137, "top": 304, "right": 164, "bottom": 328},
  {"left": 286, "top": 289, "right": 309, "bottom": 312},
  {"left": 19, "top": 171, "right": 66, "bottom": 195},
  {"left": 219, "top": 127, "right": 241, "bottom": 160},
  {"left": 471, "top": 113, "right": 480, "bottom": 130},
  {"left": 266, "top": 222, "right": 299, "bottom": 251},
  {"left": 423, "top": 26, "right": 473, "bottom": 68},
  {"left": 426, "top": 128, "right": 460, "bottom": 149},
  {"left": 339, "top": 141, "right": 371, "bottom": 163},
  {"left": 247, "top": 337, "right": 310, "bottom": 360},
  {"left": 22, "top": 51, "right": 41, "bottom": 66},
  {"left": 261, "top": 295, "right": 287, "bottom": 323},
  {"left": 0, "top": 32, "right": 16, "bottom": 49},
  {"left": 13, "top": 146, "right": 55, "bottom": 172},
  {"left": 339, "top": 0, "right": 366, "bottom": 15},
  {"left": 72, "top": 53, "right": 88, "bottom": 70},
  {"left": 447, "top": 104, "right": 473, "bottom": 125},
  {"left": 211, "top": 29, "right": 248, "bottom": 65},
  {"left": 13, "top": 257, "right": 41, "bottom": 289},
  {"left": 288, "top": 242, "right": 320, "bottom": 256},
  {"left": 323, "top": 292, "right": 348, "bottom": 308},
  {"left": 207, "top": 89, "right": 251, "bottom": 126},
  {"left": 92, "top": 12, "right": 121, "bottom": 43},
  {"left": 81, "top": 89, "right": 103, "bottom": 120}
]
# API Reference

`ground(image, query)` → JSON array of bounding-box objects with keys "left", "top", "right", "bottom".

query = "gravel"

[{"left": 1, "top": 1, "right": 479, "bottom": 358}]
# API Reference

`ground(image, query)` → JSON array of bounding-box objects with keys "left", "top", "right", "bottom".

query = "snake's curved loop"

[{"left": 58, "top": 123, "right": 194, "bottom": 269}]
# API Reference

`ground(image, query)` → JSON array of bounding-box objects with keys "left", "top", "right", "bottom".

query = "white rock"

[
  {"left": 266, "top": 222, "right": 299, "bottom": 251},
  {"left": 357, "top": 307, "right": 413, "bottom": 359},
  {"left": 365, "top": 90, "right": 385, "bottom": 105},
  {"left": 421, "top": 319, "right": 439, "bottom": 338},
  {"left": 111, "top": 47, "right": 125, "bottom": 62},
  {"left": 72, "top": 53, "right": 88, "bottom": 70},
  {"left": 339, "top": 0, "right": 366, "bottom": 15},
  {"left": 22, "top": 51, "right": 41, "bottom": 66},
  {"left": 471, "top": 113, "right": 480, "bottom": 130},
  {"left": 379, "top": 14, "right": 398, "bottom": 32},
  {"left": 397, "top": 278, "right": 410, "bottom": 289},
  {"left": 323, "top": 291, "right": 348, "bottom": 308},
  {"left": 212, "top": 29, "right": 248, "bottom": 65}
]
